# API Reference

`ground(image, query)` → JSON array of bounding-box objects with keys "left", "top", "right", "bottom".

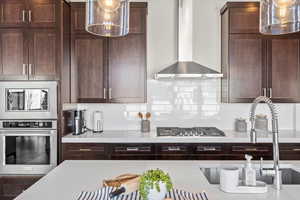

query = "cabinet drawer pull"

[
  {"left": 79, "top": 148, "right": 92, "bottom": 152},
  {"left": 269, "top": 88, "right": 272, "bottom": 98},
  {"left": 232, "top": 146, "right": 269, "bottom": 152},
  {"left": 197, "top": 146, "right": 220, "bottom": 151},
  {"left": 245, "top": 148, "right": 257, "bottom": 151},
  {"left": 167, "top": 146, "right": 181, "bottom": 151},
  {"left": 126, "top": 147, "right": 139, "bottom": 152},
  {"left": 293, "top": 148, "right": 300, "bottom": 151}
]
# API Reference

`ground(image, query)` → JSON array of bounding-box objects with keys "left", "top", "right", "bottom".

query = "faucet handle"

[{"left": 250, "top": 128, "right": 257, "bottom": 144}]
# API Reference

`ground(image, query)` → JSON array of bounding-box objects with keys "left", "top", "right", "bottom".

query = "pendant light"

[
  {"left": 86, "top": 0, "right": 130, "bottom": 37},
  {"left": 260, "top": 0, "right": 300, "bottom": 35}
]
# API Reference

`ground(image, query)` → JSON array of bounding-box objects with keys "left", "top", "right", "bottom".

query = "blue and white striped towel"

[{"left": 77, "top": 187, "right": 208, "bottom": 200}]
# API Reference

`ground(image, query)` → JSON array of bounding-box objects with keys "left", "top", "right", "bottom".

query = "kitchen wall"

[{"left": 66, "top": 0, "right": 299, "bottom": 131}]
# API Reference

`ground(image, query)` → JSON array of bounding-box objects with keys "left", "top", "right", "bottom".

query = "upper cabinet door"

[
  {"left": 129, "top": 5, "right": 147, "bottom": 34},
  {"left": 27, "top": 0, "right": 56, "bottom": 28},
  {"left": 228, "top": 34, "right": 265, "bottom": 102},
  {"left": 229, "top": 6, "right": 259, "bottom": 34},
  {"left": 108, "top": 34, "right": 146, "bottom": 103},
  {"left": 71, "top": 35, "right": 107, "bottom": 103},
  {"left": 267, "top": 38, "right": 300, "bottom": 102},
  {"left": 0, "top": 29, "right": 28, "bottom": 80},
  {"left": 0, "top": 0, "right": 28, "bottom": 27},
  {"left": 28, "top": 29, "right": 57, "bottom": 80},
  {"left": 71, "top": 4, "right": 86, "bottom": 34}
]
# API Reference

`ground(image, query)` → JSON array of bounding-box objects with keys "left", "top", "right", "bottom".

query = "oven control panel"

[{"left": 0, "top": 120, "right": 56, "bottom": 129}]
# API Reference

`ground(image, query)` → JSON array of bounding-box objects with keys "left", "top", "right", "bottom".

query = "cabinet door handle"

[
  {"left": 22, "top": 64, "right": 27, "bottom": 75},
  {"left": 269, "top": 88, "right": 272, "bottom": 98},
  {"left": 28, "top": 64, "right": 32, "bottom": 75},
  {"left": 28, "top": 10, "right": 32, "bottom": 23},
  {"left": 263, "top": 88, "right": 267, "bottom": 97},
  {"left": 109, "top": 88, "right": 112, "bottom": 99},
  {"left": 103, "top": 88, "right": 106, "bottom": 99},
  {"left": 22, "top": 10, "right": 26, "bottom": 22}
]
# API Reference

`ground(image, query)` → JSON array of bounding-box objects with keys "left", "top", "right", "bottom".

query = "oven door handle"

[{"left": 0, "top": 130, "right": 56, "bottom": 136}]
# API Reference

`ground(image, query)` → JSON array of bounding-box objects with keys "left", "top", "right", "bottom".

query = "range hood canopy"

[{"left": 154, "top": 0, "right": 223, "bottom": 79}]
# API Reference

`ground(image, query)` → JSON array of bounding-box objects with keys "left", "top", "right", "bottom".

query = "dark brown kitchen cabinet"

[
  {"left": 0, "top": 29, "right": 28, "bottom": 80},
  {"left": 267, "top": 38, "right": 300, "bottom": 102},
  {"left": 0, "top": 176, "right": 42, "bottom": 200},
  {"left": 0, "top": 29, "right": 58, "bottom": 81},
  {"left": 224, "top": 34, "right": 265, "bottom": 103},
  {"left": 28, "top": 29, "right": 57, "bottom": 80},
  {"left": 155, "top": 144, "right": 191, "bottom": 160},
  {"left": 108, "top": 34, "right": 146, "bottom": 103},
  {"left": 63, "top": 143, "right": 109, "bottom": 160},
  {"left": 70, "top": 2, "right": 147, "bottom": 103},
  {"left": 279, "top": 144, "right": 300, "bottom": 160},
  {"left": 230, "top": 144, "right": 273, "bottom": 160},
  {"left": 110, "top": 144, "right": 155, "bottom": 160},
  {"left": 71, "top": 35, "right": 107, "bottom": 103},
  {"left": 62, "top": 143, "right": 300, "bottom": 161},
  {"left": 0, "top": 0, "right": 56, "bottom": 28},
  {"left": 191, "top": 144, "right": 228, "bottom": 160},
  {"left": 225, "top": 2, "right": 260, "bottom": 34},
  {"left": 0, "top": 0, "right": 27, "bottom": 27},
  {"left": 221, "top": 2, "right": 300, "bottom": 103},
  {"left": 27, "top": 0, "right": 56, "bottom": 28},
  {"left": 71, "top": 3, "right": 86, "bottom": 34}
]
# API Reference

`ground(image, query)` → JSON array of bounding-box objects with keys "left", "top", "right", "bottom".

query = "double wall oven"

[{"left": 0, "top": 82, "right": 58, "bottom": 174}]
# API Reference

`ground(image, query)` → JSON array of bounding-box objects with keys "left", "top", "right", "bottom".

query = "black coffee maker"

[{"left": 64, "top": 110, "right": 87, "bottom": 135}]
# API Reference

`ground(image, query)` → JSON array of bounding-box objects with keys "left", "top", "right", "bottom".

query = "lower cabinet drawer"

[
  {"left": 63, "top": 143, "right": 108, "bottom": 160},
  {"left": 280, "top": 144, "right": 300, "bottom": 160},
  {"left": 110, "top": 144, "right": 155, "bottom": 160},
  {"left": 230, "top": 144, "right": 273, "bottom": 160},
  {"left": 0, "top": 176, "right": 42, "bottom": 200}
]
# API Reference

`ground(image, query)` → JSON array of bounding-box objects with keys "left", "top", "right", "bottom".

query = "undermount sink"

[{"left": 200, "top": 167, "right": 300, "bottom": 185}]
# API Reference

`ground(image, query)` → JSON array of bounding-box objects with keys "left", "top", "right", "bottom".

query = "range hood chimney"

[{"left": 154, "top": 0, "right": 223, "bottom": 79}]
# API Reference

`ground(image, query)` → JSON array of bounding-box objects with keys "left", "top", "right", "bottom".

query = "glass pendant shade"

[
  {"left": 260, "top": 0, "right": 300, "bottom": 35},
  {"left": 86, "top": 0, "right": 130, "bottom": 37}
]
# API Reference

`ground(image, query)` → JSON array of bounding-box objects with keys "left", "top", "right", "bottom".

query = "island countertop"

[
  {"left": 62, "top": 130, "right": 300, "bottom": 143},
  {"left": 16, "top": 160, "right": 300, "bottom": 200}
]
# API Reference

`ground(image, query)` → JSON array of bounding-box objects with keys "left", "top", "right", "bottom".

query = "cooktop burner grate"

[{"left": 156, "top": 127, "right": 225, "bottom": 137}]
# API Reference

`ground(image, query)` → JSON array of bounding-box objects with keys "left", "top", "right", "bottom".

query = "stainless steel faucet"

[{"left": 249, "top": 96, "right": 281, "bottom": 190}]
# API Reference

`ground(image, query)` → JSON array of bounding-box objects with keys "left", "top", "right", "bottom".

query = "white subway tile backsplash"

[{"left": 65, "top": 80, "right": 298, "bottom": 131}]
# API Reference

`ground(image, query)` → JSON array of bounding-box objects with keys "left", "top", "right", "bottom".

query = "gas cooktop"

[{"left": 156, "top": 127, "right": 225, "bottom": 137}]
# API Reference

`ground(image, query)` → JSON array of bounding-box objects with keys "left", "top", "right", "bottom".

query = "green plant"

[{"left": 139, "top": 169, "right": 173, "bottom": 200}]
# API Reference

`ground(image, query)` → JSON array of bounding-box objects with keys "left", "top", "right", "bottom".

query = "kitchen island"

[{"left": 15, "top": 160, "right": 300, "bottom": 200}]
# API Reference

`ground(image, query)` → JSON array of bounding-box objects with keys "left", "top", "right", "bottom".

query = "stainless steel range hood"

[{"left": 154, "top": 0, "right": 223, "bottom": 79}]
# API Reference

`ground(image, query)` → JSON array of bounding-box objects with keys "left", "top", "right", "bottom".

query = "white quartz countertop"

[
  {"left": 16, "top": 160, "right": 300, "bottom": 200},
  {"left": 62, "top": 130, "right": 300, "bottom": 143}
]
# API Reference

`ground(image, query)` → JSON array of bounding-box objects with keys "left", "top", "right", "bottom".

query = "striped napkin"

[{"left": 77, "top": 187, "right": 208, "bottom": 200}]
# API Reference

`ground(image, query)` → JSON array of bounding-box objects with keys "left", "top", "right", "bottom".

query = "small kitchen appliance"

[
  {"left": 156, "top": 127, "right": 225, "bottom": 137},
  {"left": 93, "top": 111, "right": 103, "bottom": 133},
  {"left": 64, "top": 110, "right": 87, "bottom": 135},
  {"left": 74, "top": 110, "right": 86, "bottom": 135}
]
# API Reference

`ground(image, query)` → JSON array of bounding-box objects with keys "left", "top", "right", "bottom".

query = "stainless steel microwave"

[{"left": 0, "top": 82, "right": 57, "bottom": 119}]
